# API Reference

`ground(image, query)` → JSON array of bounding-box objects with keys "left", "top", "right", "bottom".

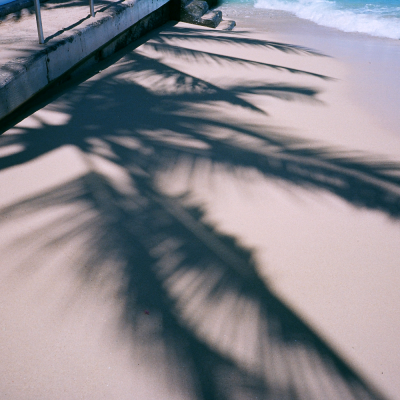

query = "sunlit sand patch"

[
  {"left": 34, "top": 109, "right": 72, "bottom": 126},
  {"left": 0, "top": 145, "right": 89, "bottom": 208},
  {"left": 0, "top": 143, "right": 25, "bottom": 158},
  {"left": 14, "top": 109, "right": 72, "bottom": 129}
]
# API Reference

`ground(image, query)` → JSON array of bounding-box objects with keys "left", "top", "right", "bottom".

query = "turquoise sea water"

[
  {"left": 2, "top": 0, "right": 400, "bottom": 39},
  {"left": 231, "top": 0, "right": 400, "bottom": 39}
]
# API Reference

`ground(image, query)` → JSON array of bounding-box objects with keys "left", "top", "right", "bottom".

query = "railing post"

[
  {"left": 89, "top": 0, "right": 95, "bottom": 17},
  {"left": 33, "top": 0, "right": 44, "bottom": 44}
]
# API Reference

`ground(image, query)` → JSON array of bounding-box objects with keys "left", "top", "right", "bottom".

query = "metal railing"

[{"left": 33, "top": 0, "right": 95, "bottom": 44}]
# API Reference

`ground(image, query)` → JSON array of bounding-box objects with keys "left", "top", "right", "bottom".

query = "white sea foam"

[{"left": 254, "top": 0, "right": 400, "bottom": 39}]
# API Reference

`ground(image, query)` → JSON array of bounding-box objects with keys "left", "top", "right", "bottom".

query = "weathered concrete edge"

[{"left": 0, "top": 0, "right": 170, "bottom": 121}]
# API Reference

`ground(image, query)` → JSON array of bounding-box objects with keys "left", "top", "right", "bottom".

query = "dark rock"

[{"left": 200, "top": 10, "right": 222, "bottom": 28}]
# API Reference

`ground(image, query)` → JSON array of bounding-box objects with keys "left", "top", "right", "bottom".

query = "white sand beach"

[{"left": 0, "top": 15, "right": 399, "bottom": 400}]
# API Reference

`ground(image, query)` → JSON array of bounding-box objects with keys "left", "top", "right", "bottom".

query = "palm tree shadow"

[
  {"left": 0, "top": 171, "right": 389, "bottom": 400},
  {"left": 0, "top": 24, "right": 399, "bottom": 399}
]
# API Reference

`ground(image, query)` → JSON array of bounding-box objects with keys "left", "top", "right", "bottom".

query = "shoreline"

[{"left": 217, "top": 4, "right": 400, "bottom": 138}]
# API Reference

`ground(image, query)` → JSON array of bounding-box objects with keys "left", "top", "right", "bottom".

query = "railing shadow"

[{"left": 0, "top": 0, "right": 125, "bottom": 43}]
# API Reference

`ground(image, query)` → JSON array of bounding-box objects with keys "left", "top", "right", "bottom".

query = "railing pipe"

[
  {"left": 33, "top": 0, "right": 44, "bottom": 44},
  {"left": 32, "top": 0, "right": 96, "bottom": 43},
  {"left": 90, "top": 0, "right": 95, "bottom": 17}
]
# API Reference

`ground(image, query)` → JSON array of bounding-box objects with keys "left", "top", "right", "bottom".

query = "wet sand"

[{"left": 0, "top": 16, "right": 399, "bottom": 400}]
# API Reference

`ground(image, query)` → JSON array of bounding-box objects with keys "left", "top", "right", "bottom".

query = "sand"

[{"left": 0, "top": 15, "right": 399, "bottom": 400}]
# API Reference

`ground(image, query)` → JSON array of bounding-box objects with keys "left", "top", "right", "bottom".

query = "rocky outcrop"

[{"left": 180, "top": 0, "right": 235, "bottom": 30}]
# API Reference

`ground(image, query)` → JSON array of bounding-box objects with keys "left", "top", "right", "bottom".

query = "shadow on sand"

[{"left": 1, "top": 24, "right": 399, "bottom": 399}]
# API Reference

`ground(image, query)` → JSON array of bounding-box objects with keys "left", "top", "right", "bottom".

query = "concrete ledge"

[{"left": 0, "top": 0, "right": 171, "bottom": 121}]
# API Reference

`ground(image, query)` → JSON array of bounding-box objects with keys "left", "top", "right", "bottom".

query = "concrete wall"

[{"left": 0, "top": 0, "right": 173, "bottom": 124}]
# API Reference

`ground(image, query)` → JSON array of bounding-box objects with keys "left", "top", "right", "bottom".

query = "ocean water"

[
  {"left": 1, "top": 0, "right": 399, "bottom": 40},
  {"left": 251, "top": 0, "right": 400, "bottom": 39}
]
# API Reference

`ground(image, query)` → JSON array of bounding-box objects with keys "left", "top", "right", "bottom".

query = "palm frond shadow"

[
  {"left": 0, "top": 170, "right": 389, "bottom": 400},
  {"left": 157, "top": 27, "right": 327, "bottom": 56},
  {"left": 143, "top": 42, "right": 333, "bottom": 80},
  {"left": 0, "top": 25, "right": 399, "bottom": 399}
]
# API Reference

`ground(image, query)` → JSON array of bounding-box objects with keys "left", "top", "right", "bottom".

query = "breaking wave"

[{"left": 254, "top": 0, "right": 400, "bottom": 39}]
